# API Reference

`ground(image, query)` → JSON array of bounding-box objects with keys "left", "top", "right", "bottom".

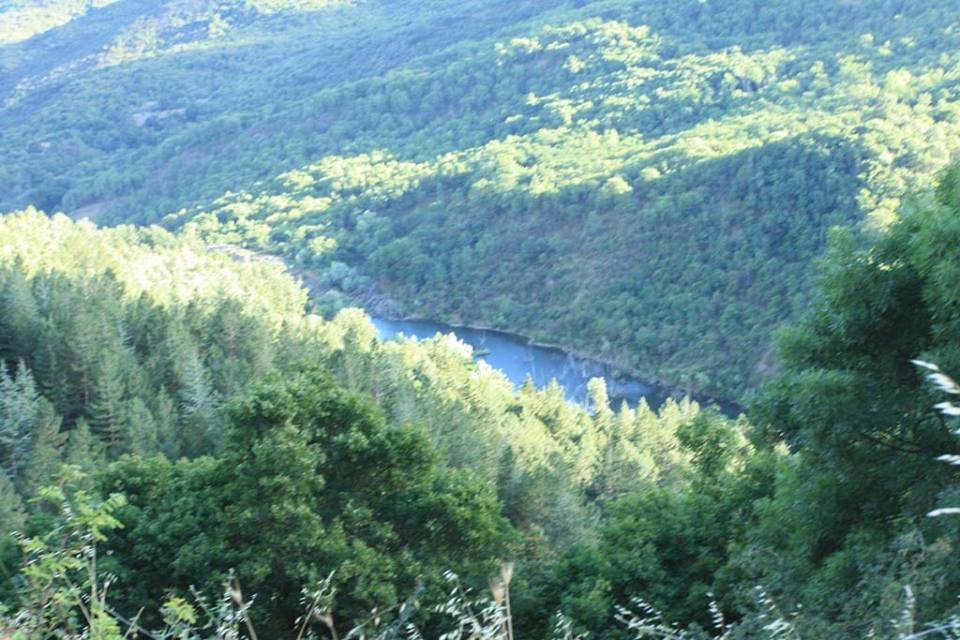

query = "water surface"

[{"left": 373, "top": 317, "right": 680, "bottom": 410}]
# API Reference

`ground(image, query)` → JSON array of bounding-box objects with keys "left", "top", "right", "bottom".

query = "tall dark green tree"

[
  {"left": 746, "top": 163, "right": 960, "bottom": 624},
  {"left": 0, "top": 361, "right": 40, "bottom": 481},
  {"left": 100, "top": 365, "right": 513, "bottom": 636}
]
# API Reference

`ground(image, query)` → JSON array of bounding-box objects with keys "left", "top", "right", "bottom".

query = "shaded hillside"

[{"left": 4, "top": 0, "right": 960, "bottom": 396}]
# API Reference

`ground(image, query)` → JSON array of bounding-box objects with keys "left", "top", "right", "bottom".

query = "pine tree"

[
  {"left": 63, "top": 418, "right": 107, "bottom": 480},
  {"left": 0, "top": 361, "right": 40, "bottom": 481},
  {"left": 20, "top": 400, "right": 65, "bottom": 496},
  {"left": 0, "top": 470, "right": 25, "bottom": 603},
  {"left": 176, "top": 343, "right": 220, "bottom": 456},
  {"left": 32, "top": 318, "right": 70, "bottom": 415},
  {"left": 591, "top": 400, "right": 653, "bottom": 500},
  {"left": 0, "top": 265, "right": 39, "bottom": 367},
  {"left": 152, "top": 390, "right": 179, "bottom": 458},
  {"left": 68, "top": 303, "right": 100, "bottom": 418},
  {"left": 634, "top": 398, "right": 696, "bottom": 488},
  {"left": 90, "top": 350, "right": 129, "bottom": 456},
  {"left": 330, "top": 309, "right": 378, "bottom": 392},
  {"left": 0, "top": 470, "right": 25, "bottom": 533},
  {"left": 124, "top": 397, "right": 158, "bottom": 455}
]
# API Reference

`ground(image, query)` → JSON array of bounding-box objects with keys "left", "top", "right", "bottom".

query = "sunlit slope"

[
  {"left": 3, "top": 0, "right": 960, "bottom": 396},
  {"left": 0, "top": 0, "right": 566, "bottom": 210}
]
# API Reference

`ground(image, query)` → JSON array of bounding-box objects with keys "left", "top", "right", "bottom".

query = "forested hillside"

[
  {"left": 0, "top": 210, "right": 742, "bottom": 636},
  {"left": 7, "top": 2, "right": 960, "bottom": 638},
  {"left": 6, "top": 164, "right": 960, "bottom": 637},
  {"left": 5, "top": 0, "right": 960, "bottom": 396}
]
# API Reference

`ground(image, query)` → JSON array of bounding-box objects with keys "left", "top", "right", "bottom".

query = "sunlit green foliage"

[
  {"left": 6, "top": 0, "right": 960, "bottom": 396},
  {"left": 8, "top": 3, "right": 960, "bottom": 635},
  {"left": 5, "top": 174, "right": 960, "bottom": 637},
  {"left": 0, "top": 211, "right": 734, "bottom": 634},
  {"left": 0, "top": 209, "right": 307, "bottom": 463},
  {"left": 0, "top": 0, "right": 119, "bottom": 45}
]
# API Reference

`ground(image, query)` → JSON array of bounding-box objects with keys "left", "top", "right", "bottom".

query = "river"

[{"left": 372, "top": 317, "right": 740, "bottom": 415}]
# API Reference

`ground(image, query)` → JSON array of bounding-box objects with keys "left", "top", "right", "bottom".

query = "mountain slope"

[{"left": 4, "top": 0, "right": 960, "bottom": 396}]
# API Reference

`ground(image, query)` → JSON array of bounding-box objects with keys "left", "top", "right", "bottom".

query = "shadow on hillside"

[
  {"left": 0, "top": 0, "right": 576, "bottom": 218},
  {"left": 339, "top": 132, "right": 867, "bottom": 394},
  {"left": 0, "top": 0, "right": 163, "bottom": 100},
  {"left": 1, "top": 0, "right": 569, "bottom": 113}
]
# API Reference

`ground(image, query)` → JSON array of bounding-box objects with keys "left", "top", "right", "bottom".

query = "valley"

[
  {"left": 7, "top": 0, "right": 960, "bottom": 398},
  {"left": 4, "top": 1, "right": 960, "bottom": 638}
]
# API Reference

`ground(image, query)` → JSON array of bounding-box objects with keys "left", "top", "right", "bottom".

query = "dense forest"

[
  {"left": 0, "top": 210, "right": 736, "bottom": 637},
  {"left": 4, "top": 167, "right": 960, "bottom": 637},
  {"left": 5, "top": 0, "right": 960, "bottom": 638},
  {"left": 6, "top": 0, "right": 960, "bottom": 396}
]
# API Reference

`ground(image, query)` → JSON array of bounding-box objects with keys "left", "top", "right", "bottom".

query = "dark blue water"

[{"left": 372, "top": 317, "right": 680, "bottom": 410}]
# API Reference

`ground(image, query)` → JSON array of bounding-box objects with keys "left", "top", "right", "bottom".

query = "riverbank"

[
  {"left": 207, "top": 245, "right": 744, "bottom": 415},
  {"left": 372, "top": 315, "right": 745, "bottom": 417}
]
